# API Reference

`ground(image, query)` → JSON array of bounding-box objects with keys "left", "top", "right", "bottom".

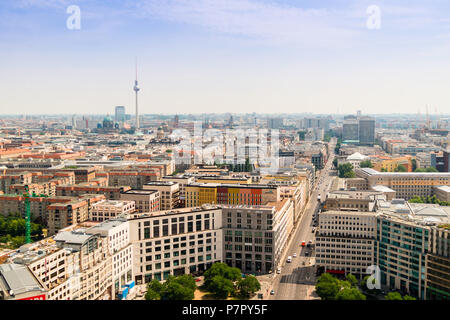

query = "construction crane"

[{"left": 23, "top": 186, "right": 31, "bottom": 244}]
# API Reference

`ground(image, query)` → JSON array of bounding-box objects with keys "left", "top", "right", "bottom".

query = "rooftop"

[
  {"left": 53, "top": 231, "right": 93, "bottom": 245},
  {"left": 0, "top": 263, "right": 44, "bottom": 298},
  {"left": 129, "top": 205, "right": 221, "bottom": 220},
  {"left": 435, "top": 185, "right": 450, "bottom": 193}
]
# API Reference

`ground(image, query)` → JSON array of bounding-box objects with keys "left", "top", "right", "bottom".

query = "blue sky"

[{"left": 1, "top": 0, "right": 450, "bottom": 115}]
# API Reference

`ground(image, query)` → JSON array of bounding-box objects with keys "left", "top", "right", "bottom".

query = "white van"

[{"left": 287, "top": 256, "right": 292, "bottom": 263}]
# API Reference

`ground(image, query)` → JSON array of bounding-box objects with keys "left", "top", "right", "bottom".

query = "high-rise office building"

[
  {"left": 342, "top": 113, "right": 375, "bottom": 145},
  {"left": 342, "top": 119, "right": 359, "bottom": 141},
  {"left": 115, "top": 106, "right": 126, "bottom": 123},
  {"left": 303, "top": 117, "right": 329, "bottom": 131},
  {"left": 359, "top": 116, "right": 375, "bottom": 146},
  {"left": 268, "top": 118, "right": 283, "bottom": 129}
]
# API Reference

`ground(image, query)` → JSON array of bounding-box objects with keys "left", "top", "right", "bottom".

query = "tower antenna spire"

[{"left": 133, "top": 57, "right": 140, "bottom": 130}]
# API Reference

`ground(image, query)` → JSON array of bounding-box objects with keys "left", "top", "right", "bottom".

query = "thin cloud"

[{"left": 135, "top": 0, "right": 362, "bottom": 46}]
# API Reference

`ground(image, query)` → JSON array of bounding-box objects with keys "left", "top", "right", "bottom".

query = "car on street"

[
  {"left": 293, "top": 253, "right": 297, "bottom": 258},
  {"left": 301, "top": 241, "right": 306, "bottom": 247},
  {"left": 309, "top": 240, "right": 313, "bottom": 244},
  {"left": 287, "top": 256, "right": 292, "bottom": 263},
  {"left": 270, "top": 290, "right": 275, "bottom": 295},
  {"left": 276, "top": 268, "right": 281, "bottom": 274},
  {"left": 305, "top": 251, "right": 309, "bottom": 256}
]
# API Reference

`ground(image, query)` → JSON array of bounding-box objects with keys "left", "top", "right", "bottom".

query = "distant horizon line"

[{"left": 1, "top": 112, "right": 449, "bottom": 117}]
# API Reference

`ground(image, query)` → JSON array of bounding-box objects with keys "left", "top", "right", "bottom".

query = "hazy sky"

[{"left": 1, "top": 0, "right": 450, "bottom": 115}]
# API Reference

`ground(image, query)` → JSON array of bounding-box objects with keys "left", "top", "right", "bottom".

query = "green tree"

[
  {"left": 315, "top": 273, "right": 340, "bottom": 300},
  {"left": 316, "top": 280, "right": 340, "bottom": 300},
  {"left": 345, "top": 274, "right": 358, "bottom": 288},
  {"left": 360, "top": 160, "right": 373, "bottom": 168},
  {"left": 145, "top": 275, "right": 197, "bottom": 301},
  {"left": 338, "top": 163, "right": 355, "bottom": 178},
  {"left": 145, "top": 279, "right": 163, "bottom": 300},
  {"left": 411, "top": 159, "right": 417, "bottom": 172},
  {"left": 336, "top": 287, "right": 366, "bottom": 300},
  {"left": 208, "top": 275, "right": 234, "bottom": 299},
  {"left": 161, "top": 280, "right": 195, "bottom": 300},
  {"left": 237, "top": 275, "right": 261, "bottom": 299},
  {"left": 426, "top": 167, "right": 438, "bottom": 172},
  {"left": 403, "top": 295, "right": 416, "bottom": 300},
  {"left": 204, "top": 263, "right": 241, "bottom": 288},
  {"left": 244, "top": 157, "right": 252, "bottom": 172},
  {"left": 360, "top": 275, "right": 380, "bottom": 293},
  {"left": 385, "top": 292, "right": 403, "bottom": 300},
  {"left": 394, "top": 165, "right": 407, "bottom": 172},
  {"left": 173, "top": 274, "right": 197, "bottom": 292},
  {"left": 332, "top": 158, "right": 338, "bottom": 168}
]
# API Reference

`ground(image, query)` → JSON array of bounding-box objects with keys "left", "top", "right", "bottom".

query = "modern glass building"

[{"left": 375, "top": 214, "right": 429, "bottom": 299}]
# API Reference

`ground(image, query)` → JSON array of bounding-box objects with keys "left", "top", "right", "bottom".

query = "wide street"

[{"left": 269, "top": 138, "right": 337, "bottom": 300}]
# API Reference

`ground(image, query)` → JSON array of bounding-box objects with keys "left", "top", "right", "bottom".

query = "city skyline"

[{"left": 1, "top": 0, "right": 450, "bottom": 115}]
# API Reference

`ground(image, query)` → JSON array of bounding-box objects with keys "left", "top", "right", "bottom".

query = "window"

[
  {"left": 144, "top": 228, "right": 150, "bottom": 239},
  {"left": 153, "top": 226, "right": 160, "bottom": 237}
]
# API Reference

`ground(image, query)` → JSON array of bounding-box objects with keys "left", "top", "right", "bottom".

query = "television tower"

[{"left": 133, "top": 58, "right": 140, "bottom": 130}]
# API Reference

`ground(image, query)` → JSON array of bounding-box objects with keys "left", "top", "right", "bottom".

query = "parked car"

[
  {"left": 276, "top": 268, "right": 281, "bottom": 274},
  {"left": 293, "top": 253, "right": 297, "bottom": 258},
  {"left": 270, "top": 290, "right": 275, "bottom": 295}
]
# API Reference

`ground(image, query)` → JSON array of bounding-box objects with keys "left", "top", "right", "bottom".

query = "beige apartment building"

[
  {"left": 315, "top": 210, "right": 377, "bottom": 278},
  {"left": 433, "top": 186, "right": 450, "bottom": 202},
  {"left": 143, "top": 181, "right": 180, "bottom": 210},
  {"left": 56, "top": 185, "right": 131, "bottom": 200},
  {"left": 356, "top": 168, "right": 450, "bottom": 200},
  {"left": 323, "top": 190, "right": 385, "bottom": 212},
  {"left": 107, "top": 170, "right": 159, "bottom": 189},
  {"left": 47, "top": 200, "right": 89, "bottom": 235},
  {"left": 128, "top": 206, "right": 223, "bottom": 284},
  {"left": 9, "top": 226, "right": 114, "bottom": 300},
  {"left": 90, "top": 200, "right": 135, "bottom": 222},
  {"left": 120, "top": 189, "right": 160, "bottom": 213},
  {"left": 85, "top": 218, "right": 134, "bottom": 300},
  {"left": 0, "top": 172, "right": 33, "bottom": 193},
  {"left": 345, "top": 178, "right": 369, "bottom": 190},
  {"left": 222, "top": 199, "right": 294, "bottom": 274},
  {"left": 161, "top": 175, "right": 195, "bottom": 207}
]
